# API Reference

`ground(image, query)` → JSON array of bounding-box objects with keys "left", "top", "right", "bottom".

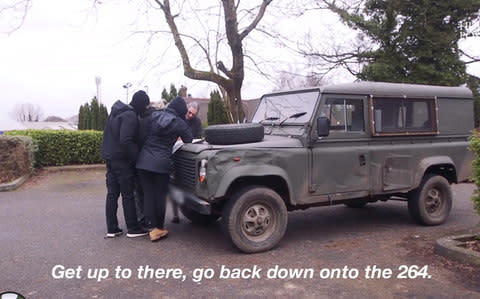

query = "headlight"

[{"left": 199, "top": 159, "right": 207, "bottom": 183}]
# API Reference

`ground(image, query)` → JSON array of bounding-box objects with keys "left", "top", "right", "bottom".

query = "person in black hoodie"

[
  {"left": 101, "top": 90, "right": 150, "bottom": 238},
  {"left": 136, "top": 96, "right": 193, "bottom": 242}
]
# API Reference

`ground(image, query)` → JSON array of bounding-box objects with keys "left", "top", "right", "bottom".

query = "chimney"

[{"left": 180, "top": 85, "right": 188, "bottom": 98}]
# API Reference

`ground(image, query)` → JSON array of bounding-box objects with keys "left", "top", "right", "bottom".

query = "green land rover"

[{"left": 170, "top": 81, "right": 474, "bottom": 253}]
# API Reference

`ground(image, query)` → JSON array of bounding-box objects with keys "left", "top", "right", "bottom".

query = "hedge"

[
  {"left": 470, "top": 130, "right": 480, "bottom": 216},
  {"left": 5, "top": 130, "right": 103, "bottom": 167}
]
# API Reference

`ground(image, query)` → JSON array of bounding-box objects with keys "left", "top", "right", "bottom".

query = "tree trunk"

[{"left": 224, "top": 85, "right": 245, "bottom": 123}]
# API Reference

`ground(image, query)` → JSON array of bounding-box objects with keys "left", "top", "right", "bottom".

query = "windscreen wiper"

[
  {"left": 279, "top": 112, "right": 307, "bottom": 125},
  {"left": 259, "top": 116, "right": 280, "bottom": 124}
]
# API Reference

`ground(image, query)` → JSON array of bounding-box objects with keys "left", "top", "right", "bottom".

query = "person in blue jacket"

[
  {"left": 136, "top": 96, "right": 193, "bottom": 242},
  {"left": 101, "top": 90, "right": 150, "bottom": 238}
]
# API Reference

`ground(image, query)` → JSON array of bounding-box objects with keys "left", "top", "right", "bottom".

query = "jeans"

[
  {"left": 105, "top": 159, "right": 140, "bottom": 233},
  {"left": 138, "top": 170, "right": 169, "bottom": 229}
]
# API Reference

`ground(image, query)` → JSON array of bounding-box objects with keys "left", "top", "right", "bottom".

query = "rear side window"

[{"left": 371, "top": 97, "right": 437, "bottom": 136}]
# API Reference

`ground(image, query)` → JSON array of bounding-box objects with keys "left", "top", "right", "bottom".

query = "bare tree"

[
  {"left": 10, "top": 102, "right": 44, "bottom": 122},
  {"left": 153, "top": 0, "right": 273, "bottom": 123},
  {"left": 274, "top": 66, "right": 327, "bottom": 92}
]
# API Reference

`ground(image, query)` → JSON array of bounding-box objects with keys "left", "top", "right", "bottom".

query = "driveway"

[{"left": 1, "top": 168, "right": 479, "bottom": 298}]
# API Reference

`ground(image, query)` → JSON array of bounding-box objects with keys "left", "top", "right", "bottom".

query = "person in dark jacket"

[
  {"left": 101, "top": 90, "right": 150, "bottom": 238},
  {"left": 185, "top": 101, "right": 202, "bottom": 139},
  {"left": 136, "top": 96, "right": 193, "bottom": 242},
  {"left": 134, "top": 101, "right": 165, "bottom": 228},
  {"left": 137, "top": 101, "right": 181, "bottom": 225}
]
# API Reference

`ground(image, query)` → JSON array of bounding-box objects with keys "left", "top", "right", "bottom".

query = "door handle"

[{"left": 359, "top": 154, "right": 366, "bottom": 166}]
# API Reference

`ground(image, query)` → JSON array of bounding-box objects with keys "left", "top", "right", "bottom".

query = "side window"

[
  {"left": 372, "top": 98, "right": 403, "bottom": 133},
  {"left": 322, "top": 98, "right": 364, "bottom": 132},
  {"left": 406, "top": 100, "right": 433, "bottom": 131},
  {"left": 372, "top": 97, "right": 437, "bottom": 135}
]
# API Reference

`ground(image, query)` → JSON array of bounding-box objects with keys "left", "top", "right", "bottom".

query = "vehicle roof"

[{"left": 265, "top": 81, "right": 473, "bottom": 99}]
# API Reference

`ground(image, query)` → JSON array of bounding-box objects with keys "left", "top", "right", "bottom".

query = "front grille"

[{"left": 172, "top": 152, "right": 196, "bottom": 189}]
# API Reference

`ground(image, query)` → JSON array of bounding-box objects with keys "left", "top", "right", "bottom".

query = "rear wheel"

[
  {"left": 408, "top": 174, "right": 452, "bottom": 225},
  {"left": 221, "top": 186, "right": 287, "bottom": 253}
]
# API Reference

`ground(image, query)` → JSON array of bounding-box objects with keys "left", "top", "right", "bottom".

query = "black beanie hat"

[
  {"left": 167, "top": 96, "right": 188, "bottom": 120},
  {"left": 130, "top": 90, "right": 150, "bottom": 114}
]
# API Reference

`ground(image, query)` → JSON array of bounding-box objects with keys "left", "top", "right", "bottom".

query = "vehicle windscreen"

[{"left": 251, "top": 90, "right": 319, "bottom": 124}]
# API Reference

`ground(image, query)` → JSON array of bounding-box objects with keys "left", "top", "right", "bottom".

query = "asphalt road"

[{"left": 1, "top": 168, "right": 479, "bottom": 298}]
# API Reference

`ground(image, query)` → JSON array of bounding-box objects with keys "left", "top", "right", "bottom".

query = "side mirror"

[{"left": 317, "top": 116, "right": 330, "bottom": 137}]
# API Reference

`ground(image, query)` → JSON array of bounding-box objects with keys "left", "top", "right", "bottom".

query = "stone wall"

[{"left": 0, "top": 135, "right": 34, "bottom": 184}]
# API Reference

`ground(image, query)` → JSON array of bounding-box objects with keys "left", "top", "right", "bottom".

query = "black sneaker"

[
  {"left": 126, "top": 228, "right": 148, "bottom": 238},
  {"left": 105, "top": 228, "right": 123, "bottom": 238}
]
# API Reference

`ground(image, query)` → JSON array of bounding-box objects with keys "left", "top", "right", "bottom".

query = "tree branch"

[
  {"left": 216, "top": 61, "right": 234, "bottom": 78},
  {"left": 239, "top": 0, "right": 273, "bottom": 40},
  {"left": 154, "top": 0, "right": 231, "bottom": 87},
  {"left": 0, "top": 0, "right": 32, "bottom": 34},
  {"left": 460, "top": 49, "right": 480, "bottom": 65}
]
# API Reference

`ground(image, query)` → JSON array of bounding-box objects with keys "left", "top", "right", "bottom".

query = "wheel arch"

[
  {"left": 414, "top": 156, "right": 457, "bottom": 188},
  {"left": 215, "top": 166, "right": 292, "bottom": 207}
]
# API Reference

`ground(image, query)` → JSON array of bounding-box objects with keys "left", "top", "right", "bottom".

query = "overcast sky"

[{"left": 0, "top": 1, "right": 479, "bottom": 124}]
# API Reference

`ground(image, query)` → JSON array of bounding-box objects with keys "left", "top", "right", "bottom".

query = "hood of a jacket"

[
  {"left": 141, "top": 106, "right": 163, "bottom": 118},
  {"left": 110, "top": 100, "right": 134, "bottom": 117},
  {"left": 166, "top": 96, "right": 188, "bottom": 120},
  {"left": 152, "top": 110, "right": 176, "bottom": 131}
]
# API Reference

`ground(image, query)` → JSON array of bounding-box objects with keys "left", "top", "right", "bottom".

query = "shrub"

[
  {"left": 207, "top": 90, "right": 230, "bottom": 125},
  {"left": 0, "top": 135, "right": 36, "bottom": 183},
  {"left": 470, "top": 130, "right": 480, "bottom": 216},
  {"left": 5, "top": 130, "right": 103, "bottom": 167}
]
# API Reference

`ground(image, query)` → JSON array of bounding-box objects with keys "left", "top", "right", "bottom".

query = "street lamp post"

[
  {"left": 95, "top": 76, "right": 102, "bottom": 103},
  {"left": 123, "top": 82, "right": 132, "bottom": 102}
]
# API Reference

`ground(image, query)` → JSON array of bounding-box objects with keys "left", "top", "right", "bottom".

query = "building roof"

[
  {"left": 0, "top": 120, "right": 77, "bottom": 131},
  {"left": 22, "top": 121, "right": 77, "bottom": 130}
]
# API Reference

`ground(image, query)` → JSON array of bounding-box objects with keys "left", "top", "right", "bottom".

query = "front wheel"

[
  {"left": 408, "top": 174, "right": 452, "bottom": 226},
  {"left": 221, "top": 186, "right": 288, "bottom": 253}
]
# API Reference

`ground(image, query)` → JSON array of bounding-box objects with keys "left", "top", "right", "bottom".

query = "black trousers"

[
  {"left": 134, "top": 171, "right": 145, "bottom": 225},
  {"left": 105, "top": 160, "right": 140, "bottom": 233},
  {"left": 138, "top": 170, "right": 169, "bottom": 229}
]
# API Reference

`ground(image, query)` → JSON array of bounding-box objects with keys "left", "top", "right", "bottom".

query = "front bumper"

[{"left": 169, "top": 185, "right": 212, "bottom": 215}]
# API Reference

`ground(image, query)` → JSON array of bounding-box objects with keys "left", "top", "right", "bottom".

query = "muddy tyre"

[
  {"left": 205, "top": 124, "right": 264, "bottom": 145},
  {"left": 180, "top": 206, "right": 220, "bottom": 225},
  {"left": 221, "top": 186, "right": 287, "bottom": 253},
  {"left": 408, "top": 174, "right": 452, "bottom": 226}
]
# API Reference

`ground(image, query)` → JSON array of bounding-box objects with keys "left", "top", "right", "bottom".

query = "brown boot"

[{"left": 149, "top": 228, "right": 168, "bottom": 242}]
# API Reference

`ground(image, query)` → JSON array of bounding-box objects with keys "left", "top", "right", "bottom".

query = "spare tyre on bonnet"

[{"left": 204, "top": 123, "right": 264, "bottom": 145}]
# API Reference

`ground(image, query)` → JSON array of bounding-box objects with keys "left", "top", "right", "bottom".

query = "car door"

[{"left": 310, "top": 96, "right": 370, "bottom": 203}]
